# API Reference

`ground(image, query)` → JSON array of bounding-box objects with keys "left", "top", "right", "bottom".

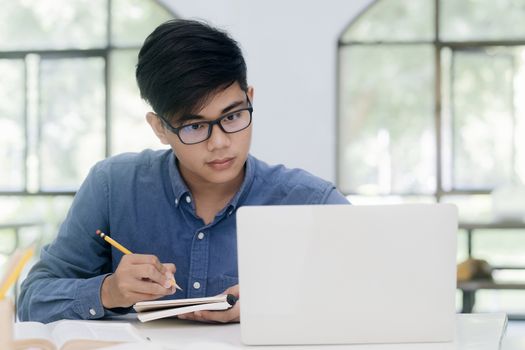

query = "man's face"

[{"left": 154, "top": 83, "right": 253, "bottom": 187}]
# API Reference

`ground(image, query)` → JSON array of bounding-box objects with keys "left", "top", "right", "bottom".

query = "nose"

[{"left": 207, "top": 123, "right": 231, "bottom": 151}]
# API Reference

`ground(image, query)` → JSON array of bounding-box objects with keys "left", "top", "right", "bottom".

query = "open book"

[
  {"left": 133, "top": 294, "right": 237, "bottom": 322},
  {"left": 13, "top": 320, "right": 144, "bottom": 350}
]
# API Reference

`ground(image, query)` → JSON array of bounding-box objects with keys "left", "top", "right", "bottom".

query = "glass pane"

[
  {"left": 448, "top": 48, "right": 525, "bottom": 190},
  {"left": 111, "top": 0, "right": 173, "bottom": 47},
  {"left": 440, "top": 195, "right": 492, "bottom": 223},
  {"left": 110, "top": 50, "right": 163, "bottom": 154},
  {"left": 0, "top": 194, "right": 73, "bottom": 289},
  {"left": 339, "top": 45, "right": 435, "bottom": 195},
  {"left": 472, "top": 230, "right": 525, "bottom": 267},
  {"left": 340, "top": 0, "right": 434, "bottom": 43},
  {"left": 0, "top": 253, "right": 9, "bottom": 275},
  {"left": 346, "top": 195, "right": 436, "bottom": 205},
  {"left": 0, "top": 60, "right": 25, "bottom": 191},
  {"left": 0, "top": 0, "right": 107, "bottom": 50},
  {"left": 515, "top": 51, "right": 525, "bottom": 185},
  {"left": 0, "top": 196, "right": 74, "bottom": 246},
  {"left": 457, "top": 230, "right": 468, "bottom": 263},
  {"left": 39, "top": 57, "right": 105, "bottom": 191},
  {"left": 493, "top": 270, "right": 525, "bottom": 283},
  {"left": 475, "top": 290, "right": 525, "bottom": 314},
  {"left": 441, "top": 0, "right": 525, "bottom": 41},
  {"left": 441, "top": 194, "right": 494, "bottom": 223},
  {"left": 0, "top": 228, "right": 18, "bottom": 255}
]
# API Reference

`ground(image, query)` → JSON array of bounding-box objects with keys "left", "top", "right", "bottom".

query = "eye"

[
  {"left": 225, "top": 112, "right": 241, "bottom": 121},
  {"left": 182, "top": 122, "right": 206, "bottom": 131}
]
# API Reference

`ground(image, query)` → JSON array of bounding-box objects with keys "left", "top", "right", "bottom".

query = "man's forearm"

[{"left": 18, "top": 272, "right": 109, "bottom": 323}]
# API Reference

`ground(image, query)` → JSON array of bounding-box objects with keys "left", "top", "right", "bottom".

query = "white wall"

[{"left": 160, "top": 0, "right": 373, "bottom": 183}]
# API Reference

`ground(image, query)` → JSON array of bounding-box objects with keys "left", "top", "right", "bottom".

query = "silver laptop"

[{"left": 237, "top": 204, "right": 458, "bottom": 345}]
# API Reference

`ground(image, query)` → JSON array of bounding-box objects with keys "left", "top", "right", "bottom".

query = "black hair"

[{"left": 136, "top": 19, "right": 248, "bottom": 123}]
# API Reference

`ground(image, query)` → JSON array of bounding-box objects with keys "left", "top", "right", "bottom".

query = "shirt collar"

[
  {"left": 227, "top": 154, "right": 255, "bottom": 211},
  {"left": 168, "top": 152, "right": 255, "bottom": 210},
  {"left": 168, "top": 152, "right": 190, "bottom": 207}
]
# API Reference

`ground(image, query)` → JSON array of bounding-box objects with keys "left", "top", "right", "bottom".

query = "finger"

[
  {"left": 128, "top": 291, "right": 166, "bottom": 303},
  {"left": 192, "top": 311, "right": 220, "bottom": 324},
  {"left": 162, "top": 263, "right": 179, "bottom": 288},
  {"left": 196, "top": 302, "right": 240, "bottom": 323},
  {"left": 178, "top": 312, "right": 196, "bottom": 321},
  {"left": 128, "top": 254, "right": 165, "bottom": 273},
  {"left": 122, "top": 292, "right": 173, "bottom": 306},
  {"left": 178, "top": 312, "right": 215, "bottom": 323},
  {"left": 196, "top": 310, "right": 229, "bottom": 323},
  {"left": 131, "top": 279, "right": 175, "bottom": 296},
  {"left": 194, "top": 311, "right": 217, "bottom": 323},
  {"left": 134, "top": 264, "right": 172, "bottom": 288},
  {"left": 163, "top": 263, "right": 176, "bottom": 274}
]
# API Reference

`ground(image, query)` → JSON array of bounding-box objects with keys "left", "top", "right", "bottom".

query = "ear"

[
  {"left": 247, "top": 85, "right": 254, "bottom": 104},
  {"left": 146, "top": 112, "right": 170, "bottom": 145}
]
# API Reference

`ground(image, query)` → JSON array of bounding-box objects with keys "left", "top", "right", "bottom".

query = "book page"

[
  {"left": 49, "top": 321, "right": 144, "bottom": 349},
  {"left": 14, "top": 322, "right": 55, "bottom": 350},
  {"left": 134, "top": 295, "right": 228, "bottom": 312},
  {"left": 138, "top": 300, "right": 232, "bottom": 322}
]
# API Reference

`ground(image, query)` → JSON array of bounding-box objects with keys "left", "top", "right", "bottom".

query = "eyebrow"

[
  {"left": 220, "top": 99, "right": 245, "bottom": 114},
  {"left": 176, "top": 98, "right": 246, "bottom": 124}
]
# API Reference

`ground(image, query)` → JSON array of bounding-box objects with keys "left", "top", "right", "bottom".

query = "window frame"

[
  {"left": 0, "top": 0, "right": 175, "bottom": 196},
  {"left": 337, "top": 0, "right": 525, "bottom": 200}
]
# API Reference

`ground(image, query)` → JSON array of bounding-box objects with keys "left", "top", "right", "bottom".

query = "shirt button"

[
  {"left": 175, "top": 198, "right": 179, "bottom": 205},
  {"left": 193, "top": 281, "right": 201, "bottom": 290},
  {"left": 197, "top": 232, "right": 205, "bottom": 240},
  {"left": 186, "top": 196, "right": 192, "bottom": 203},
  {"left": 89, "top": 308, "right": 96, "bottom": 316}
]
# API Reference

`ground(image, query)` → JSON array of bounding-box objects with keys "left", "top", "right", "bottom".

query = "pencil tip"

[{"left": 169, "top": 279, "right": 183, "bottom": 291}]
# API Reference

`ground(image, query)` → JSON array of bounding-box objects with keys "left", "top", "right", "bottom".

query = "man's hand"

[
  {"left": 178, "top": 284, "right": 240, "bottom": 323},
  {"left": 101, "top": 254, "right": 177, "bottom": 309}
]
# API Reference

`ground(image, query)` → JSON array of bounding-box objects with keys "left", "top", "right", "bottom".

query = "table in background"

[{"left": 458, "top": 221, "right": 525, "bottom": 317}]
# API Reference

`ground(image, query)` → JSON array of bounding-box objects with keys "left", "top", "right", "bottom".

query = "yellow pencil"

[
  {"left": 95, "top": 230, "right": 182, "bottom": 291},
  {"left": 96, "top": 230, "right": 133, "bottom": 255},
  {"left": 0, "top": 247, "right": 34, "bottom": 299}
]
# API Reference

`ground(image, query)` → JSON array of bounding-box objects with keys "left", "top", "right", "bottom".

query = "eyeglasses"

[{"left": 157, "top": 96, "right": 253, "bottom": 145}]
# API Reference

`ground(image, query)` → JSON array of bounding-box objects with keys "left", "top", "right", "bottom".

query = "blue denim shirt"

[{"left": 18, "top": 149, "right": 348, "bottom": 322}]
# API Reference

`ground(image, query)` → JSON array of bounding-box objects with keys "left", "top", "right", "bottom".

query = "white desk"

[{"left": 103, "top": 313, "right": 507, "bottom": 350}]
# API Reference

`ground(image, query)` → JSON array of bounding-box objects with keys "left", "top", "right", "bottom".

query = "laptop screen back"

[{"left": 237, "top": 204, "right": 457, "bottom": 345}]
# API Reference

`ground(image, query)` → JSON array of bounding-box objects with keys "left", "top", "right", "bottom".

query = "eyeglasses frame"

[{"left": 156, "top": 94, "right": 253, "bottom": 145}]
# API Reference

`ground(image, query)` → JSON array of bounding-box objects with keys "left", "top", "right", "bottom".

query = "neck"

[{"left": 179, "top": 164, "right": 245, "bottom": 203}]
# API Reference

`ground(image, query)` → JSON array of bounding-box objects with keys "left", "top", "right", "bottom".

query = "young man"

[{"left": 18, "top": 19, "right": 348, "bottom": 323}]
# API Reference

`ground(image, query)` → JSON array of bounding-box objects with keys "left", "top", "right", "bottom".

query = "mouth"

[{"left": 206, "top": 157, "right": 235, "bottom": 170}]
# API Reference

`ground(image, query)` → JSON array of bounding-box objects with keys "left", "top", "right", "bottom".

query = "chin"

[
  {"left": 205, "top": 168, "right": 242, "bottom": 184},
  {"left": 203, "top": 159, "right": 245, "bottom": 184}
]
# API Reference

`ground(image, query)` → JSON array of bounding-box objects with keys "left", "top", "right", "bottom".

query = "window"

[
  {"left": 0, "top": 0, "right": 175, "bottom": 249},
  {"left": 338, "top": 0, "right": 525, "bottom": 314},
  {"left": 338, "top": 0, "right": 525, "bottom": 204}
]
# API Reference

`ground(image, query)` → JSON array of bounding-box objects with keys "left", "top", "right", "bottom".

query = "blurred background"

[{"left": 1, "top": 0, "right": 524, "bottom": 321}]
